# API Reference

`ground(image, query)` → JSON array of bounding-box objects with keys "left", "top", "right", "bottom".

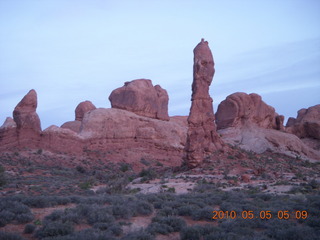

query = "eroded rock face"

[
  {"left": 286, "top": 104, "right": 320, "bottom": 140},
  {"left": 0, "top": 90, "right": 41, "bottom": 149},
  {"left": 0, "top": 117, "right": 18, "bottom": 149},
  {"left": 216, "top": 92, "right": 284, "bottom": 130},
  {"left": 75, "top": 101, "right": 96, "bottom": 121},
  {"left": 109, "top": 79, "right": 169, "bottom": 121},
  {"left": 185, "top": 39, "right": 223, "bottom": 168},
  {"left": 218, "top": 125, "right": 320, "bottom": 161},
  {"left": 61, "top": 121, "right": 81, "bottom": 133},
  {"left": 13, "top": 89, "right": 41, "bottom": 132}
]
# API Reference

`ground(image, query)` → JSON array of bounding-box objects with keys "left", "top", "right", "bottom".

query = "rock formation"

[
  {"left": 185, "top": 39, "right": 223, "bottom": 168},
  {"left": 0, "top": 88, "right": 187, "bottom": 170},
  {"left": 109, "top": 79, "right": 169, "bottom": 121},
  {"left": 75, "top": 101, "right": 96, "bottom": 121},
  {"left": 13, "top": 89, "right": 41, "bottom": 133},
  {"left": 216, "top": 92, "right": 284, "bottom": 130},
  {"left": 0, "top": 90, "right": 42, "bottom": 149},
  {"left": 61, "top": 101, "right": 96, "bottom": 133},
  {"left": 216, "top": 93, "right": 319, "bottom": 160},
  {"left": 286, "top": 104, "right": 320, "bottom": 140}
]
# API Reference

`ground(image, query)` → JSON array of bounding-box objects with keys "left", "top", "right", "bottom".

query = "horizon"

[{"left": 1, "top": 0, "right": 320, "bottom": 129}]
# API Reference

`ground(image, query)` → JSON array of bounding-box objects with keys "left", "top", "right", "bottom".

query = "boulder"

[
  {"left": 75, "top": 100, "right": 96, "bottom": 121},
  {"left": 216, "top": 92, "right": 284, "bottom": 130},
  {"left": 185, "top": 39, "right": 223, "bottom": 168},
  {"left": 286, "top": 104, "right": 320, "bottom": 140},
  {"left": 109, "top": 79, "right": 169, "bottom": 121}
]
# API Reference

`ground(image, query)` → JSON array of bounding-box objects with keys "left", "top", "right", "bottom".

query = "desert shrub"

[
  {"left": 191, "top": 206, "right": 215, "bottom": 221},
  {"left": 107, "top": 223, "right": 123, "bottom": 236},
  {"left": 139, "top": 168, "right": 157, "bottom": 181},
  {"left": 0, "top": 231, "right": 25, "bottom": 240},
  {"left": 177, "top": 205, "right": 199, "bottom": 216},
  {"left": 16, "top": 213, "right": 34, "bottom": 223},
  {"left": 76, "top": 165, "right": 86, "bottom": 174},
  {"left": 151, "top": 216, "right": 186, "bottom": 233},
  {"left": 35, "top": 221, "right": 74, "bottom": 238},
  {"left": 305, "top": 216, "right": 320, "bottom": 230},
  {"left": 119, "top": 163, "right": 131, "bottom": 172},
  {"left": 180, "top": 225, "right": 202, "bottom": 240},
  {"left": 131, "top": 200, "right": 153, "bottom": 216},
  {"left": 0, "top": 164, "right": 6, "bottom": 186},
  {"left": 193, "top": 183, "right": 216, "bottom": 193},
  {"left": 121, "top": 229, "right": 155, "bottom": 240},
  {"left": 87, "top": 208, "right": 115, "bottom": 225},
  {"left": 42, "top": 228, "right": 116, "bottom": 240},
  {"left": 157, "top": 206, "right": 177, "bottom": 217},
  {"left": 267, "top": 225, "right": 317, "bottom": 240},
  {"left": 21, "top": 196, "right": 72, "bottom": 206},
  {"left": 0, "top": 200, "right": 34, "bottom": 226},
  {"left": 112, "top": 204, "right": 131, "bottom": 219},
  {"left": 24, "top": 224, "right": 36, "bottom": 234},
  {"left": 150, "top": 222, "right": 177, "bottom": 235}
]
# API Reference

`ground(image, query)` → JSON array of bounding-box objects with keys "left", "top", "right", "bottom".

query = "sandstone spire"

[{"left": 185, "top": 39, "right": 223, "bottom": 168}]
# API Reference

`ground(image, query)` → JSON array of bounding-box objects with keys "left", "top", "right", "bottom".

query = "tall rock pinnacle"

[{"left": 185, "top": 39, "right": 223, "bottom": 168}]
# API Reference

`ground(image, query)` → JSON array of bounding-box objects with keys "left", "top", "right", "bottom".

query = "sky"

[{"left": 0, "top": 0, "right": 319, "bottom": 129}]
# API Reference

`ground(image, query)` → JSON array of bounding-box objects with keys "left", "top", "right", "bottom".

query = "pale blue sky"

[{"left": 1, "top": 0, "right": 319, "bottom": 129}]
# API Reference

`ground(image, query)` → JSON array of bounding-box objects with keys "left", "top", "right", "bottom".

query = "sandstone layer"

[{"left": 185, "top": 39, "right": 223, "bottom": 168}]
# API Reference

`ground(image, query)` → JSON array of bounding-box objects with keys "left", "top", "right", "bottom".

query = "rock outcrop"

[
  {"left": 185, "top": 39, "right": 223, "bottom": 168},
  {"left": 0, "top": 88, "right": 187, "bottom": 170},
  {"left": 109, "top": 79, "right": 169, "bottom": 121},
  {"left": 42, "top": 108, "right": 187, "bottom": 169},
  {"left": 13, "top": 89, "right": 41, "bottom": 133},
  {"left": 286, "top": 104, "right": 320, "bottom": 140},
  {"left": 216, "top": 94, "right": 319, "bottom": 161},
  {"left": 75, "top": 101, "right": 96, "bottom": 121},
  {"left": 216, "top": 92, "right": 284, "bottom": 130},
  {"left": 61, "top": 101, "right": 96, "bottom": 133},
  {"left": 0, "top": 90, "right": 41, "bottom": 149},
  {"left": 219, "top": 125, "right": 320, "bottom": 161}
]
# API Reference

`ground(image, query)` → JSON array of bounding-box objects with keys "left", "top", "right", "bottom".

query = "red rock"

[
  {"left": 0, "top": 117, "right": 18, "bottom": 149},
  {"left": 1, "top": 117, "right": 16, "bottom": 129},
  {"left": 75, "top": 100, "right": 96, "bottom": 121},
  {"left": 216, "top": 92, "right": 283, "bottom": 130},
  {"left": 61, "top": 101, "right": 96, "bottom": 133},
  {"left": 61, "top": 121, "right": 81, "bottom": 133},
  {"left": 109, "top": 79, "right": 169, "bottom": 121},
  {"left": 241, "top": 174, "right": 251, "bottom": 183},
  {"left": 12, "top": 89, "right": 41, "bottom": 147},
  {"left": 286, "top": 104, "right": 320, "bottom": 140},
  {"left": 13, "top": 89, "right": 41, "bottom": 132},
  {"left": 185, "top": 39, "right": 223, "bottom": 168}
]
